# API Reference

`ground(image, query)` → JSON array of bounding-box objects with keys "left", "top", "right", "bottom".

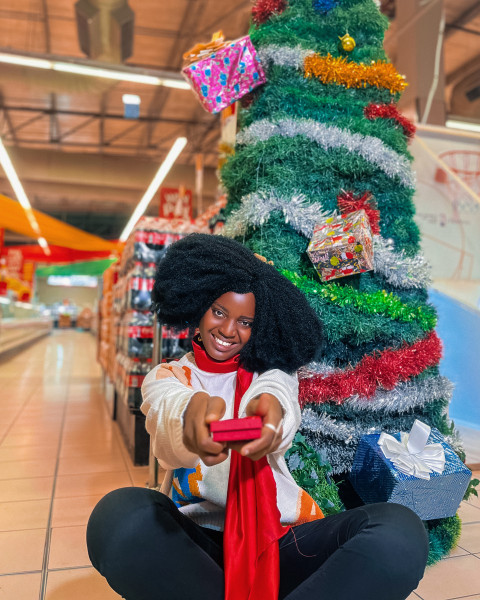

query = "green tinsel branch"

[
  {"left": 426, "top": 515, "right": 461, "bottom": 566},
  {"left": 285, "top": 432, "right": 344, "bottom": 516},
  {"left": 281, "top": 269, "right": 437, "bottom": 331}
]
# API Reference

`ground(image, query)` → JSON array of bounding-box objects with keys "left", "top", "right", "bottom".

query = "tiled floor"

[
  {"left": 0, "top": 330, "right": 148, "bottom": 599},
  {"left": 0, "top": 330, "right": 479, "bottom": 600}
]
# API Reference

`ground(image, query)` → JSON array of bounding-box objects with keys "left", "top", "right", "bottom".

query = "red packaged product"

[{"left": 210, "top": 416, "right": 263, "bottom": 442}]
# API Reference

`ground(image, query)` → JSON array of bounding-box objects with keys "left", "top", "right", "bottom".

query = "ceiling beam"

[
  {"left": 4, "top": 112, "right": 46, "bottom": 137},
  {"left": 446, "top": 24, "right": 480, "bottom": 37},
  {"left": 195, "top": 0, "right": 252, "bottom": 37},
  {"left": 135, "top": 26, "right": 189, "bottom": 39},
  {"left": 99, "top": 94, "right": 107, "bottom": 149},
  {"left": 104, "top": 121, "right": 143, "bottom": 145},
  {"left": 49, "top": 93, "right": 61, "bottom": 144},
  {"left": 2, "top": 104, "right": 210, "bottom": 126},
  {"left": 0, "top": 9, "right": 192, "bottom": 40},
  {"left": 446, "top": 53, "right": 480, "bottom": 86},
  {"left": 58, "top": 116, "right": 98, "bottom": 141},
  {"left": 445, "top": 3, "right": 480, "bottom": 39},
  {"left": 40, "top": 0, "right": 61, "bottom": 145},
  {"left": 0, "top": 96, "right": 18, "bottom": 142},
  {"left": 143, "top": 0, "right": 208, "bottom": 147},
  {"left": 1, "top": 138, "right": 219, "bottom": 156},
  {"left": 0, "top": 9, "right": 71, "bottom": 22}
]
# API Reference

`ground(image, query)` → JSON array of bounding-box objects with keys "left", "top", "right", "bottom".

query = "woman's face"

[{"left": 198, "top": 292, "right": 255, "bottom": 361}]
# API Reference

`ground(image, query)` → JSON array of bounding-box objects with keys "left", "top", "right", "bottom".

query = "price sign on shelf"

[{"left": 159, "top": 187, "right": 193, "bottom": 220}]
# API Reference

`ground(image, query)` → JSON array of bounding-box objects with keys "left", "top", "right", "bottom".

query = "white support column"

[{"left": 395, "top": 0, "right": 447, "bottom": 125}]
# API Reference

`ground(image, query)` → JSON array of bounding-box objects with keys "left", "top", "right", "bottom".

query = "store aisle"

[
  {"left": 0, "top": 330, "right": 146, "bottom": 599},
  {"left": 0, "top": 331, "right": 479, "bottom": 600}
]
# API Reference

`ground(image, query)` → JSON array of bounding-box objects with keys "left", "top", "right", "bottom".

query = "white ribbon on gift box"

[{"left": 377, "top": 419, "right": 445, "bottom": 480}]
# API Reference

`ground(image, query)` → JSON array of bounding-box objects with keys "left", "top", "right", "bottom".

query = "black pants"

[{"left": 86, "top": 487, "right": 428, "bottom": 600}]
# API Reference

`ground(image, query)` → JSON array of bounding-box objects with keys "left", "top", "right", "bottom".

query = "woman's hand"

[
  {"left": 229, "top": 393, "right": 284, "bottom": 461},
  {"left": 183, "top": 392, "right": 229, "bottom": 466}
]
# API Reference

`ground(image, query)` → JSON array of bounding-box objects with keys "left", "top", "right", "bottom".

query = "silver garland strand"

[
  {"left": 297, "top": 373, "right": 452, "bottom": 414},
  {"left": 373, "top": 237, "right": 432, "bottom": 289},
  {"left": 237, "top": 118, "right": 416, "bottom": 189},
  {"left": 221, "top": 190, "right": 328, "bottom": 238},
  {"left": 222, "top": 188, "right": 431, "bottom": 289},
  {"left": 257, "top": 45, "right": 314, "bottom": 69},
  {"left": 300, "top": 409, "right": 461, "bottom": 474},
  {"left": 343, "top": 376, "right": 453, "bottom": 413}
]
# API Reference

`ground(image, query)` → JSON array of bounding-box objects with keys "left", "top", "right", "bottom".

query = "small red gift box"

[{"left": 210, "top": 416, "right": 263, "bottom": 442}]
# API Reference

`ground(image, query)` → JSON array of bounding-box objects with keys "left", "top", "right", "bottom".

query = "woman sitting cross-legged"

[{"left": 87, "top": 233, "right": 429, "bottom": 600}]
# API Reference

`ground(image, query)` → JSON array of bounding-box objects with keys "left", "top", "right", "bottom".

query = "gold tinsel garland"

[{"left": 304, "top": 53, "right": 407, "bottom": 94}]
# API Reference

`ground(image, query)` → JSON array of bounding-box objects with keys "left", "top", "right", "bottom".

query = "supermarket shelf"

[{"left": 0, "top": 317, "right": 53, "bottom": 356}]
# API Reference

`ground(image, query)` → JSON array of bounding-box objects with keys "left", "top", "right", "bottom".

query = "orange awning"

[{"left": 0, "top": 193, "right": 119, "bottom": 252}]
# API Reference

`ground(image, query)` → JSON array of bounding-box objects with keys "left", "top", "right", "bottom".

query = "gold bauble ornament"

[{"left": 339, "top": 33, "right": 356, "bottom": 52}]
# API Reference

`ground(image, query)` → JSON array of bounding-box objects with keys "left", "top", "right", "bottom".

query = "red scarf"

[{"left": 192, "top": 339, "right": 287, "bottom": 600}]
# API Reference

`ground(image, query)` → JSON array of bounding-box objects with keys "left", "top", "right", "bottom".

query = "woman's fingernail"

[{"left": 243, "top": 449, "right": 249, "bottom": 456}]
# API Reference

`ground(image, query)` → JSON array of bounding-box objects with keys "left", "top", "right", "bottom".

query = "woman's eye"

[
  {"left": 212, "top": 308, "right": 224, "bottom": 318},
  {"left": 240, "top": 321, "right": 252, "bottom": 328}
]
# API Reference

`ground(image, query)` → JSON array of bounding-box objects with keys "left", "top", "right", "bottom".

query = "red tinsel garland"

[
  {"left": 337, "top": 190, "right": 380, "bottom": 234},
  {"left": 364, "top": 103, "right": 416, "bottom": 140},
  {"left": 252, "top": 0, "right": 287, "bottom": 24},
  {"left": 299, "top": 331, "right": 442, "bottom": 407}
]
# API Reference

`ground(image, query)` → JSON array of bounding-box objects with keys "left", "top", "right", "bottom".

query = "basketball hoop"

[{"left": 434, "top": 150, "right": 480, "bottom": 213}]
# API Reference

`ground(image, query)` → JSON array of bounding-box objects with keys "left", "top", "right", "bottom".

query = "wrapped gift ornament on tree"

[
  {"left": 182, "top": 31, "right": 266, "bottom": 114},
  {"left": 307, "top": 209, "right": 374, "bottom": 281},
  {"left": 349, "top": 420, "right": 472, "bottom": 520}
]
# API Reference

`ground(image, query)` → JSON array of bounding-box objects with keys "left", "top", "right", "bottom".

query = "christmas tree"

[{"left": 220, "top": 0, "right": 465, "bottom": 563}]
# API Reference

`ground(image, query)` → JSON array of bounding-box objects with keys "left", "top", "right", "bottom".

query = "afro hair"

[{"left": 152, "top": 234, "right": 323, "bottom": 374}]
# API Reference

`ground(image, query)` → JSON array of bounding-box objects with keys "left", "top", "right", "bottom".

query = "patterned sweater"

[{"left": 141, "top": 352, "right": 323, "bottom": 531}]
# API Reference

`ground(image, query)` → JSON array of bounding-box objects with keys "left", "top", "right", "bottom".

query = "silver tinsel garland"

[
  {"left": 237, "top": 118, "right": 416, "bottom": 189},
  {"left": 221, "top": 190, "right": 328, "bottom": 238},
  {"left": 373, "top": 237, "right": 432, "bottom": 289},
  {"left": 298, "top": 373, "right": 452, "bottom": 414},
  {"left": 257, "top": 45, "right": 314, "bottom": 69},
  {"left": 300, "top": 408, "right": 460, "bottom": 474},
  {"left": 345, "top": 376, "right": 453, "bottom": 413},
  {"left": 222, "top": 189, "right": 431, "bottom": 289}
]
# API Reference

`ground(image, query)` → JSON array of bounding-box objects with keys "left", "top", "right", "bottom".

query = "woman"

[{"left": 87, "top": 234, "right": 428, "bottom": 600}]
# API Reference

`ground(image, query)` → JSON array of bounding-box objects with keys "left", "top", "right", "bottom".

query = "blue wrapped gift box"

[{"left": 349, "top": 428, "right": 472, "bottom": 520}]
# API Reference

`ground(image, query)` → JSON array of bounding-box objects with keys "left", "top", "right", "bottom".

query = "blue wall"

[{"left": 429, "top": 289, "right": 480, "bottom": 430}]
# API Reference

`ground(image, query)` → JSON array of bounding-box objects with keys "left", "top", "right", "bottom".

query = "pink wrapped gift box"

[
  {"left": 307, "top": 209, "right": 374, "bottom": 282},
  {"left": 182, "top": 36, "right": 266, "bottom": 114}
]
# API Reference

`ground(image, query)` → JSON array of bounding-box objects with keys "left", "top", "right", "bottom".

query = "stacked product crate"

[
  {"left": 112, "top": 217, "right": 206, "bottom": 465},
  {"left": 98, "top": 263, "right": 118, "bottom": 375}
]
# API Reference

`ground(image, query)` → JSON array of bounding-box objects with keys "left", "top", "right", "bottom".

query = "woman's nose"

[{"left": 219, "top": 319, "right": 236, "bottom": 338}]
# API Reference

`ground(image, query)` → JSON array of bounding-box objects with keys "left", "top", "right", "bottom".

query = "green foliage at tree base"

[
  {"left": 285, "top": 433, "right": 344, "bottom": 516},
  {"left": 425, "top": 515, "right": 461, "bottom": 566},
  {"left": 286, "top": 433, "right": 463, "bottom": 565}
]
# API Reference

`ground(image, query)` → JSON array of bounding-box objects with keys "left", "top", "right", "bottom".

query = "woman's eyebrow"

[{"left": 212, "top": 302, "right": 228, "bottom": 313}]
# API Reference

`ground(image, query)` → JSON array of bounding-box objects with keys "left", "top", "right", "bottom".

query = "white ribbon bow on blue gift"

[{"left": 377, "top": 420, "right": 445, "bottom": 480}]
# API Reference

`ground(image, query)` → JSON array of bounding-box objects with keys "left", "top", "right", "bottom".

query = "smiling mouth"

[{"left": 212, "top": 334, "right": 235, "bottom": 347}]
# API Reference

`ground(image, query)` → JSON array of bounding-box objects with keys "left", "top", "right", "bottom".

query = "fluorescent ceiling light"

[
  {"left": 0, "top": 137, "right": 50, "bottom": 255},
  {"left": 0, "top": 138, "right": 32, "bottom": 211},
  {"left": 122, "top": 94, "right": 141, "bottom": 105},
  {"left": 38, "top": 237, "right": 51, "bottom": 256},
  {"left": 0, "top": 53, "right": 51, "bottom": 69},
  {"left": 160, "top": 79, "right": 191, "bottom": 90},
  {"left": 446, "top": 120, "right": 480, "bottom": 134},
  {"left": 119, "top": 137, "right": 188, "bottom": 242},
  {"left": 0, "top": 52, "right": 190, "bottom": 89},
  {"left": 53, "top": 62, "right": 161, "bottom": 85}
]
